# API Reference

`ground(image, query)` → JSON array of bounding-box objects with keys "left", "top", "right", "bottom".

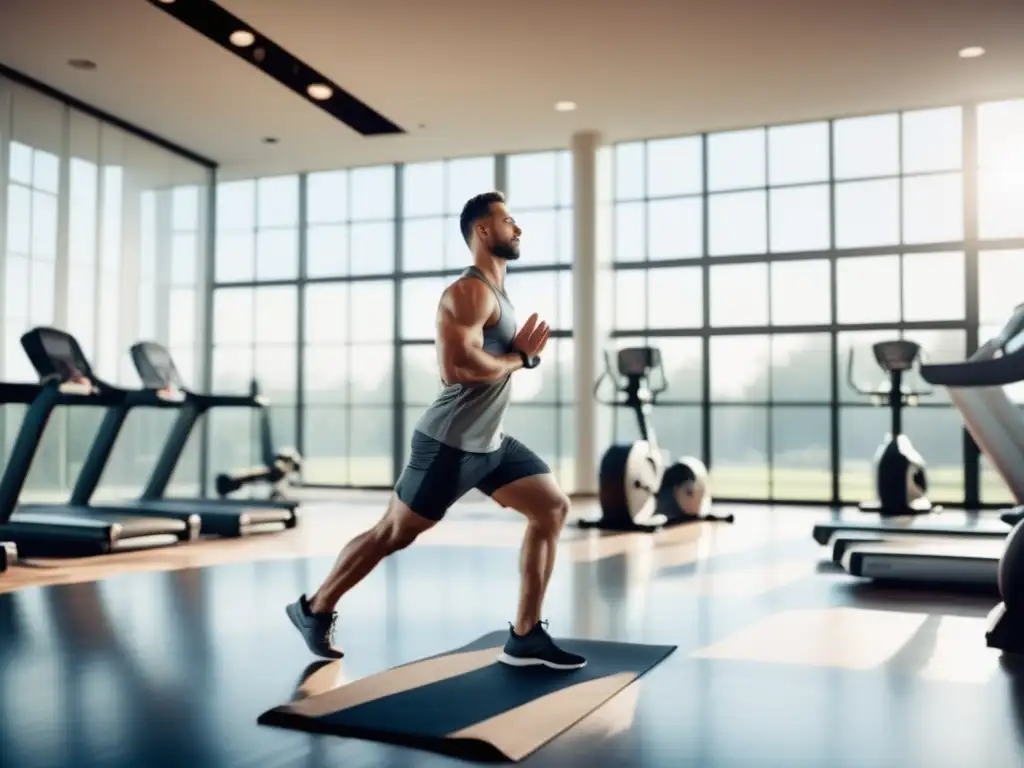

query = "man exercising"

[{"left": 287, "top": 191, "right": 585, "bottom": 671}]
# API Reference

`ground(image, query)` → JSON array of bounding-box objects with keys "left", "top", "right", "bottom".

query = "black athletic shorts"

[{"left": 394, "top": 430, "right": 551, "bottom": 521}]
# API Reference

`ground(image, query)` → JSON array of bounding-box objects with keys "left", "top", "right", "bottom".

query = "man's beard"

[{"left": 491, "top": 241, "right": 520, "bottom": 260}]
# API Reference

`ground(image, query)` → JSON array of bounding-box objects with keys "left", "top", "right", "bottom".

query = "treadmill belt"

[
  {"left": 841, "top": 540, "right": 1003, "bottom": 589},
  {"left": 813, "top": 520, "right": 1008, "bottom": 545}
]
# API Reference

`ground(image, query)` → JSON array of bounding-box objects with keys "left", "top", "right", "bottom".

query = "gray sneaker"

[{"left": 286, "top": 594, "right": 344, "bottom": 659}]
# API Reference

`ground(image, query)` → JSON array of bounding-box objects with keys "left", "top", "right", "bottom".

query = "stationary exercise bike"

[
  {"left": 578, "top": 345, "right": 733, "bottom": 533},
  {"left": 848, "top": 339, "right": 938, "bottom": 517}
]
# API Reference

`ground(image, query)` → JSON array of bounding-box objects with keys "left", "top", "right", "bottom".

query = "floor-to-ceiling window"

[
  {"left": 303, "top": 164, "right": 396, "bottom": 486},
  {"left": 503, "top": 150, "right": 575, "bottom": 489},
  {"left": 210, "top": 175, "right": 301, "bottom": 486},
  {"left": 211, "top": 153, "right": 581, "bottom": 493},
  {"left": 0, "top": 73, "right": 213, "bottom": 503},
  {"left": 398, "top": 156, "right": 495, "bottom": 480},
  {"left": 611, "top": 97, "right": 1024, "bottom": 506},
  {"left": 205, "top": 97, "right": 1021, "bottom": 506},
  {"left": 976, "top": 99, "right": 1024, "bottom": 505}
]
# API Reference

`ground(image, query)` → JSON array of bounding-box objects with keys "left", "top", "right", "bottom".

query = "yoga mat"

[{"left": 259, "top": 630, "right": 676, "bottom": 762}]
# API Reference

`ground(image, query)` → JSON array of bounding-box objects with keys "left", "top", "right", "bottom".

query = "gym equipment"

[
  {"left": 848, "top": 339, "right": 937, "bottom": 516},
  {"left": 988, "top": 521, "right": 1024, "bottom": 653},
  {"left": 63, "top": 341, "right": 300, "bottom": 537},
  {"left": 131, "top": 346, "right": 299, "bottom": 514},
  {"left": 1004, "top": 509, "right": 1024, "bottom": 527},
  {"left": 840, "top": 538, "right": 1002, "bottom": 588},
  {"left": 578, "top": 346, "right": 732, "bottom": 533},
  {"left": 833, "top": 304, "right": 1024, "bottom": 593},
  {"left": 0, "top": 330, "right": 199, "bottom": 557},
  {"left": 0, "top": 541, "right": 15, "bottom": 573},
  {"left": 213, "top": 392, "right": 301, "bottom": 500},
  {"left": 17, "top": 329, "right": 294, "bottom": 538},
  {"left": 130, "top": 342, "right": 300, "bottom": 517},
  {"left": 812, "top": 517, "right": 1012, "bottom": 547}
]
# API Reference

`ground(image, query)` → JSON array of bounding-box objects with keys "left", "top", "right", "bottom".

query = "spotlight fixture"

[
  {"left": 229, "top": 30, "right": 255, "bottom": 47},
  {"left": 554, "top": 100, "right": 577, "bottom": 112},
  {"left": 307, "top": 83, "right": 333, "bottom": 100},
  {"left": 67, "top": 59, "right": 97, "bottom": 71},
  {"left": 959, "top": 46, "right": 986, "bottom": 58},
  {"left": 147, "top": 0, "right": 403, "bottom": 135}
]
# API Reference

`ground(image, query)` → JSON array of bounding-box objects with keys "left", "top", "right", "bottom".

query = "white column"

[{"left": 571, "top": 130, "right": 608, "bottom": 495}]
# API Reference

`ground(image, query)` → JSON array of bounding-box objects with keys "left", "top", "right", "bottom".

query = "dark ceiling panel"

[{"left": 146, "top": 0, "right": 404, "bottom": 136}]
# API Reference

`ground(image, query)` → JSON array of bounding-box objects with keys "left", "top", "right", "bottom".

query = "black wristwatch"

[{"left": 518, "top": 349, "right": 541, "bottom": 369}]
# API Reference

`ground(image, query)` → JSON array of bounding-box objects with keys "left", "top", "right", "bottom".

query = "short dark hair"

[{"left": 459, "top": 191, "right": 505, "bottom": 245}]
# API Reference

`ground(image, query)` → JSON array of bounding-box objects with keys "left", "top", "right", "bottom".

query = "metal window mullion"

[
  {"left": 761, "top": 129, "right": 775, "bottom": 497},
  {"left": 392, "top": 163, "right": 405, "bottom": 481},
  {"left": 963, "top": 102, "right": 981, "bottom": 509},
  {"left": 828, "top": 118, "right": 841, "bottom": 505},
  {"left": 897, "top": 113, "right": 906, "bottom": 325},
  {"left": 199, "top": 167, "right": 217, "bottom": 496},
  {"left": 54, "top": 106, "right": 71, "bottom": 486},
  {"left": 0, "top": 81, "right": 9, "bottom": 452},
  {"left": 53, "top": 104, "right": 70, "bottom": 332},
  {"left": 296, "top": 173, "right": 308, "bottom": 461},
  {"left": 344, "top": 172, "right": 354, "bottom": 484},
  {"left": 700, "top": 134, "right": 712, "bottom": 469}
]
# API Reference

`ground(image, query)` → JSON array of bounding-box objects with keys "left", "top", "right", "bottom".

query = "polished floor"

[{"left": 2, "top": 494, "right": 1024, "bottom": 767}]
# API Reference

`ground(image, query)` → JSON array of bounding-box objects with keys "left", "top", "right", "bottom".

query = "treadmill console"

[
  {"left": 20, "top": 327, "right": 97, "bottom": 386},
  {"left": 130, "top": 341, "right": 186, "bottom": 392}
]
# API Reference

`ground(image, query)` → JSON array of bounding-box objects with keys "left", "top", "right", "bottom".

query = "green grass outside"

[{"left": 300, "top": 457, "right": 1017, "bottom": 506}]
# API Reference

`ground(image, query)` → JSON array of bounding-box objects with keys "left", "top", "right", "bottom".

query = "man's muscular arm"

[{"left": 438, "top": 278, "right": 523, "bottom": 385}]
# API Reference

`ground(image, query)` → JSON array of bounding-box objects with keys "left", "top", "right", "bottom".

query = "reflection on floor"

[{"left": 1, "top": 492, "right": 1023, "bottom": 767}]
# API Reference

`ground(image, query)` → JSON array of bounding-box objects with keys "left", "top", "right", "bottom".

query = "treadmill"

[
  {"left": 0, "top": 330, "right": 199, "bottom": 557},
  {"left": 128, "top": 341, "right": 300, "bottom": 518},
  {"left": 836, "top": 304, "right": 1024, "bottom": 587},
  {"left": 27, "top": 332, "right": 298, "bottom": 538}
]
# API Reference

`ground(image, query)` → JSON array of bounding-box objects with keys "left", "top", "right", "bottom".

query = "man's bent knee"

[
  {"left": 374, "top": 499, "right": 436, "bottom": 553},
  {"left": 530, "top": 493, "right": 571, "bottom": 535},
  {"left": 370, "top": 519, "right": 420, "bottom": 554}
]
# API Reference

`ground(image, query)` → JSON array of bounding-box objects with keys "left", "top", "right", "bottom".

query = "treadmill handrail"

[
  {"left": 992, "top": 303, "right": 1024, "bottom": 349},
  {"left": 920, "top": 353, "right": 1024, "bottom": 388},
  {"left": 185, "top": 391, "right": 268, "bottom": 410},
  {"left": 920, "top": 303, "right": 1024, "bottom": 387},
  {"left": 0, "top": 381, "right": 48, "bottom": 405}
]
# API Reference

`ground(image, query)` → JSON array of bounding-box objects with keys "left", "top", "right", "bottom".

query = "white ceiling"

[{"left": 0, "top": 0, "right": 1022, "bottom": 180}]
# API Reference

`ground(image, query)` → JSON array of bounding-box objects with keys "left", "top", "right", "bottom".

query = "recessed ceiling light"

[
  {"left": 67, "top": 59, "right": 97, "bottom": 71},
  {"left": 307, "top": 83, "right": 333, "bottom": 100},
  {"left": 229, "top": 30, "right": 255, "bottom": 47},
  {"left": 554, "top": 100, "right": 577, "bottom": 112},
  {"left": 959, "top": 46, "right": 986, "bottom": 58},
  {"left": 154, "top": 0, "right": 176, "bottom": 4}
]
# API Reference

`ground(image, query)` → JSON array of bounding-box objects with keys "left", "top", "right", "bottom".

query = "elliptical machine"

[
  {"left": 848, "top": 339, "right": 937, "bottom": 517},
  {"left": 578, "top": 346, "right": 733, "bottom": 533}
]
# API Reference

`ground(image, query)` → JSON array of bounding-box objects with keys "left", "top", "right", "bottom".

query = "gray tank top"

[{"left": 415, "top": 266, "right": 518, "bottom": 453}]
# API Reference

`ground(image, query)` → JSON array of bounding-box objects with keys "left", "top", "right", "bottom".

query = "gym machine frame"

[
  {"left": 578, "top": 346, "right": 732, "bottom": 533},
  {"left": 847, "top": 340, "right": 937, "bottom": 517},
  {"left": 130, "top": 342, "right": 301, "bottom": 513}
]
